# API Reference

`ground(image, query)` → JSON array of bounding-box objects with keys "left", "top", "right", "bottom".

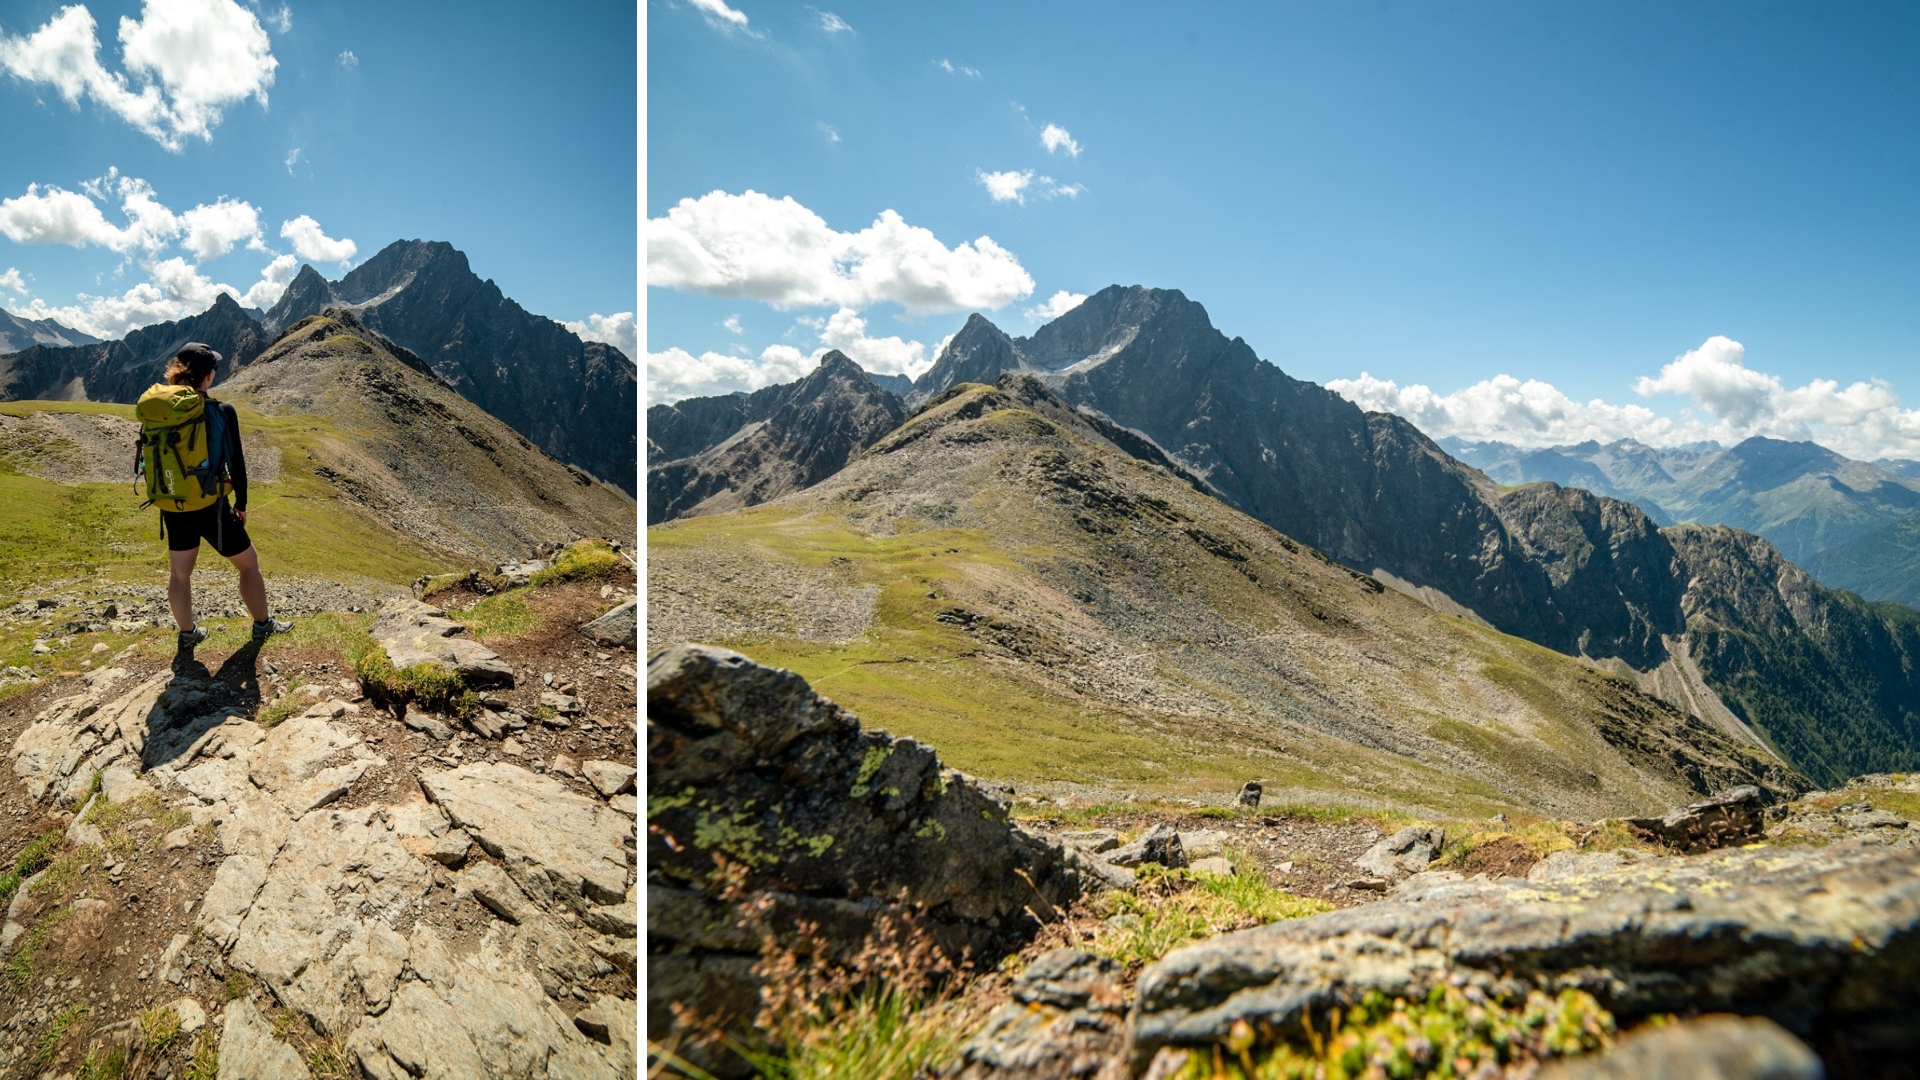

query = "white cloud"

[
  {"left": 1026, "top": 290, "right": 1086, "bottom": 320},
  {"left": 260, "top": 4, "right": 291, "bottom": 33},
  {"left": 978, "top": 169, "right": 1032, "bottom": 204},
  {"left": 976, "top": 170, "right": 1082, "bottom": 205},
  {"left": 0, "top": 0, "right": 277, "bottom": 150},
  {"left": 687, "top": 0, "right": 756, "bottom": 34},
  {"left": 648, "top": 189, "right": 1034, "bottom": 314},
  {"left": 811, "top": 7, "right": 851, "bottom": 32},
  {"left": 1329, "top": 335, "right": 1920, "bottom": 462},
  {"left": 1040, "top": 123, "right": 1081, "bottom": 157},
  {"left": 937, "top": 58, "right": 979, "bottom": 77},
  {"left": 0, "top": 172, "right": 181, "bottom": 253},
  {"left": 817, "top": 121, "right": 839, "bottom": 143},
  {"left": 242, "top": 252, "right": 295, "bottom": 307},
  {"left": 336, "top": 49, "right": 356, "bottom": 69},
  {"left": 279, "top": 214, "right": 356, "bottom": 265},
  {"left": 283, "top": 147, "right": 301, "bottom": 174},
  {"left": 0, "top": 268, "right": 24, "bottom": 294},
  {"left": 179, "top": 196, "right": 262, "bottom": 259},
  {"left": 649, "top": 344, "right": 814, "bottom": 405},
  {"left": 722, "top": 314, "right": 743, "bottom": 334},
  {"left": 807, "top": 307, "right": 934, "bottom": 377},
  {"left": 562, "top": 312, "right": 637, "bottom": 358}
]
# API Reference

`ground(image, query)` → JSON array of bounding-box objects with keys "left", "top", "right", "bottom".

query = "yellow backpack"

[{"left": 134, "top": 384, "right": 228, "bottom": 512}]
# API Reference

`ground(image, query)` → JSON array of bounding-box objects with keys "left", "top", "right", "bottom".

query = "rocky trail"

[
  {"left": 649, "top": 646, "right": 1920, "bottom": 1080},
  {"left": 1, "top": 543, "right": 637, "bottom": 1079}
]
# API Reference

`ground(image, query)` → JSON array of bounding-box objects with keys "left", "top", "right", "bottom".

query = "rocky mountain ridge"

[
  {"left": 0, "top": 310, "right": 99, "bottom": 354},
  {"left": 649, "top": 284, "right": 1920, "bottom": 788},
  {"left": 1447, "top": 434, "right": 1920, "bottom": 604},
  {"left": 0, "top": 240, "right": 635, "bottom": 494},
  {"left": 263, "top": 241, "right": 637, "bottom": 494}
]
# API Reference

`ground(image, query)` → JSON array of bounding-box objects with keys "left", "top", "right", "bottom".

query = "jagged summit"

[{"left": 248, "top": 239, "right": 635, "bottom": 493}]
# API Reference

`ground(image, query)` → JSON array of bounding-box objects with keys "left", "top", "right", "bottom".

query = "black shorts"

[{"left": 161, "top": 500, "right": 252, "bottom": 557}]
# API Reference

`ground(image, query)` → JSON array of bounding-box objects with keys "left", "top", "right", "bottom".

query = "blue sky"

[
  {"left": 2, "top": 0, "right": 636, "bottom": 353},
  {"left": 647, "top": 1, "right": 1920, "bottom": 461}
]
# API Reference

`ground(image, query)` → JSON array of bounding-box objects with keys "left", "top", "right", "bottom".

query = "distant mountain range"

[
  {"left": 649, "top": 285, "right": 1920, "bottom": 787},
  {"left": 0, "top": 240, "right": 636, "bottom": 493},
  {"left": 1444, "top": 436, "right": 1920, "bottom": 607},
  {"left": 0, "top": 310, "right": 99, "bottom": 353}
]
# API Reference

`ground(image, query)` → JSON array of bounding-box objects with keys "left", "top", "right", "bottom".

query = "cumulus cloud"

[
  {"left": 937, "top": 58, "right": 979, "bottom": 77},
  {"left": 976, "top": 170, "right": 1082, "bottom": 205},
  {"left": 1328, "top": 335, "right": 1920, "bottom": 462},
  {"left": 179, "top": 196, "right": 262, "bottom": 259},
  {"left": 0, "top": 0, "right": 277, "bottom": 150},
  {"left": 1026, "top": 290, "right": 1087, "bottom": 321},
  {"left": 0, "top": 172, "right": 190, "bottom": 253},
  {"left": 279, "top": 214, "right": 356, "bottom": 265},
  {"left": 241, "top": 252, "right": 295, "bottom": 307},
  {"left": 722, "top": 314, "right": 743, "bottom": 334},
  {"left": 811, "top": 8, "right": 851, "bottom": 32},
  {"left": 336, "top": 49, "right": 357, "bottom": 70},
  {"left": 0, "top": 268, "right": 24, "bottom": 294},
  {"left": 807, "top": 307, "right": 934, "bottom": 376},
  {"left": 1040, "top": 123, "right": 1081, "bottom": 157},
  {"left": 562, "top": 312, "right": 637, "bottom": 358},
  {"left": 648, "top": 189, "right": 1033, "bottom": 314},
  {"left": 977, "top": 169, "right": 1032, "bottom": 204},
  {"left": 649, "top": 344, "right": 814, "bottom": 405},
  {"left": 687, "top": 0, "right": 756, "bottom": 34}
]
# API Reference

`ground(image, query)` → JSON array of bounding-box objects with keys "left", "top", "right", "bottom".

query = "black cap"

[{"left": 178, "top": 342, "right": 223, "bottom": 365}]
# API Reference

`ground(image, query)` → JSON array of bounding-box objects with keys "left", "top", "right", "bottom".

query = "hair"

[{"left": 166, "top": 349, "right": 218, "bottom": 387}]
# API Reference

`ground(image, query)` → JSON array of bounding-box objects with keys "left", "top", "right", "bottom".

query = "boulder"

[
  {"left": 1188, "top": 857, "right": 1235, "bottom": 876},
  {"left": 1353, "top": 824, "right": 1445, "bottom": 882},
  {"left": 579, "top": 601, "right": 636, "bottom": 649},
  {"left": 1057, "top": 829, "right": 1121, "bottom": 853},
  {"left": 1235, "top": 781, "right": 1262, "bottom": 809},
  {"left": 582, "top": 759, "right": 636, "bottom": 797},
  {"left": 1624, "top": 785, "right": 1764, "bottom": 853},
  {"left": 367, "top": 598, "right": 514, "bottom": 687},
  {"left": 1538, "top": 1015, "right": 1821, "bottom": 1080},
  {"left": 647, "top": 644, "right": 1091, "bottom": 1077},
  {"left": 421, "top": 762, "right": 632, "bottom": 909},
  {"left": 948, "top": 950, "right": 1129, "bottom": 1080},
  {"left": 1130, "top": 837, "right": 1920, "bottom": 1073},
  {"left": 1106, "top": 825, "right": 1187, "bottom": 869},
  {"left": 219, "top": 997, "right": 313, "bottom": 1079}
]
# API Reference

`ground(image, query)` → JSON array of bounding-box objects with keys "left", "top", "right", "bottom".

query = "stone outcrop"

[
  {"left": 1105, "top": 824, "right": 1187, "bottom": 869},
  {"left": 1352, "top": 824, "right": 1444, "bottom": 882},
  {"left": 1128, "top": 836, "right": 1920, "bottom": 1074},
  {"left": 580, "top": 600, "right": 637, "bottom": 648},
  {"left": 1538, "top": 1015, "right": 1821, "bottom": 1080},
  {"left": 1623, "top": 784, "right": 1765, "bottom": 852},
  {"left": 946, "top": 950, "right": 1129, "bottom": 1080},
  {"left": 647, "top": 644, "right": 1091, "bottom": 1074},
  {"left": 5, "top": 662, "right": 635, "bottom": 1078},
  {"left": 368, "top": 598, "right": 515, "bottom": 686}
]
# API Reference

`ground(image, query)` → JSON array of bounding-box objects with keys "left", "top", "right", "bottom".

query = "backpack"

[{"left": 134, "top": 384, "right": 230, "bottom": 512}]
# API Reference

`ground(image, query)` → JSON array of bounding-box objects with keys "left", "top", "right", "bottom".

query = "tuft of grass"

[
  {"left": 76, "top": 1045, "right": 126, "bottom": 1080},
  {"left": 739, "top": 983, "right": 979, "bottom": 1080},
  {"left": 1169, "top": 985, "right": 1613, "bottom": 1080},
  {"left": 1431, "top": 821, "right": 1577, "bottom": 872},
  {"left": 224, "top": 970, "right": 251, "bottom": 1002},
  {"left": 141, "top": 1002, "right": 182, "bottom": 1051},
  {"left": 7, "top": 904, "right": 72, "bottom": 991},
  {"left": 351, "top": 636, "right": 478, "bottom": 719},
  {"left": 37, "top": 1002, "right": 88, "bottom": 1065},
  {"left": 183, "top": 1029, "right": 218, "bottom": 1080},
  {"left": 529, "top": 539, "right": 620, "bottom": 586},
  {"left": 453, "top": 588, "right": 538, "bottom": 641},
  {"left": 257, "top": 678, "right": 311, "bottom": 728},
  {"left": 15, "top": 826, "right": 65, "bottom": 876},
  {"left": 1089, "top": 857, "right": 1333, "bottom": 969},
  {"left": 307, "top": 1036, "right": 355, "bottom": 1080}
]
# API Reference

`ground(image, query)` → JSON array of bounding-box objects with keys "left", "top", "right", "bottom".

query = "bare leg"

[
  {"left": 228, "top": 545, "right": 269, "bottom": 623},
  {"left": 168, "top": 547, "right": 200, "bottom": 631}
]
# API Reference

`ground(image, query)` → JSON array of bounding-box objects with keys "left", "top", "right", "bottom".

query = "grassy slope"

[{"left": 650, "top": 382, "right": 1794, "bottom": 819}]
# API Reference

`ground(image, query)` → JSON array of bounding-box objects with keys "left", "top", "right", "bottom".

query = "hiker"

[{"left": 137, "top": 342, "right": 292, "bottom": 652}]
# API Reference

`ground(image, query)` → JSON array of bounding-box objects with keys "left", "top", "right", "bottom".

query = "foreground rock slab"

[
  {"left": 369, "top": 597, "right": 514, "bottom": 686},
  {"left": 647, "top": 644, "right": 1090, "bottom": 1077},
  {"left": 422, "top": 762, "right": 632, "bottom": 909},
  {"left": 1539, "top": 1014, "right": 1821, "bottom": 1080},
  {"left": 1131, "top": 837, "right": 1920, "bottom": 1073}
]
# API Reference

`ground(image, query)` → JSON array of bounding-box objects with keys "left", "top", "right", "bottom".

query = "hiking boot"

[
  {"left": 252, "top": 616, "right": 292, "bottom": 641},
  {"left": 177, "top": 626, "right": 209, "bottom": 651}
]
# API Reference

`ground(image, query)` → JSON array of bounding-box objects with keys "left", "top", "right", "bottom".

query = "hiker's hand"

[{"left": 235, "top": 510, "right": 248, "bottom": 523}]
